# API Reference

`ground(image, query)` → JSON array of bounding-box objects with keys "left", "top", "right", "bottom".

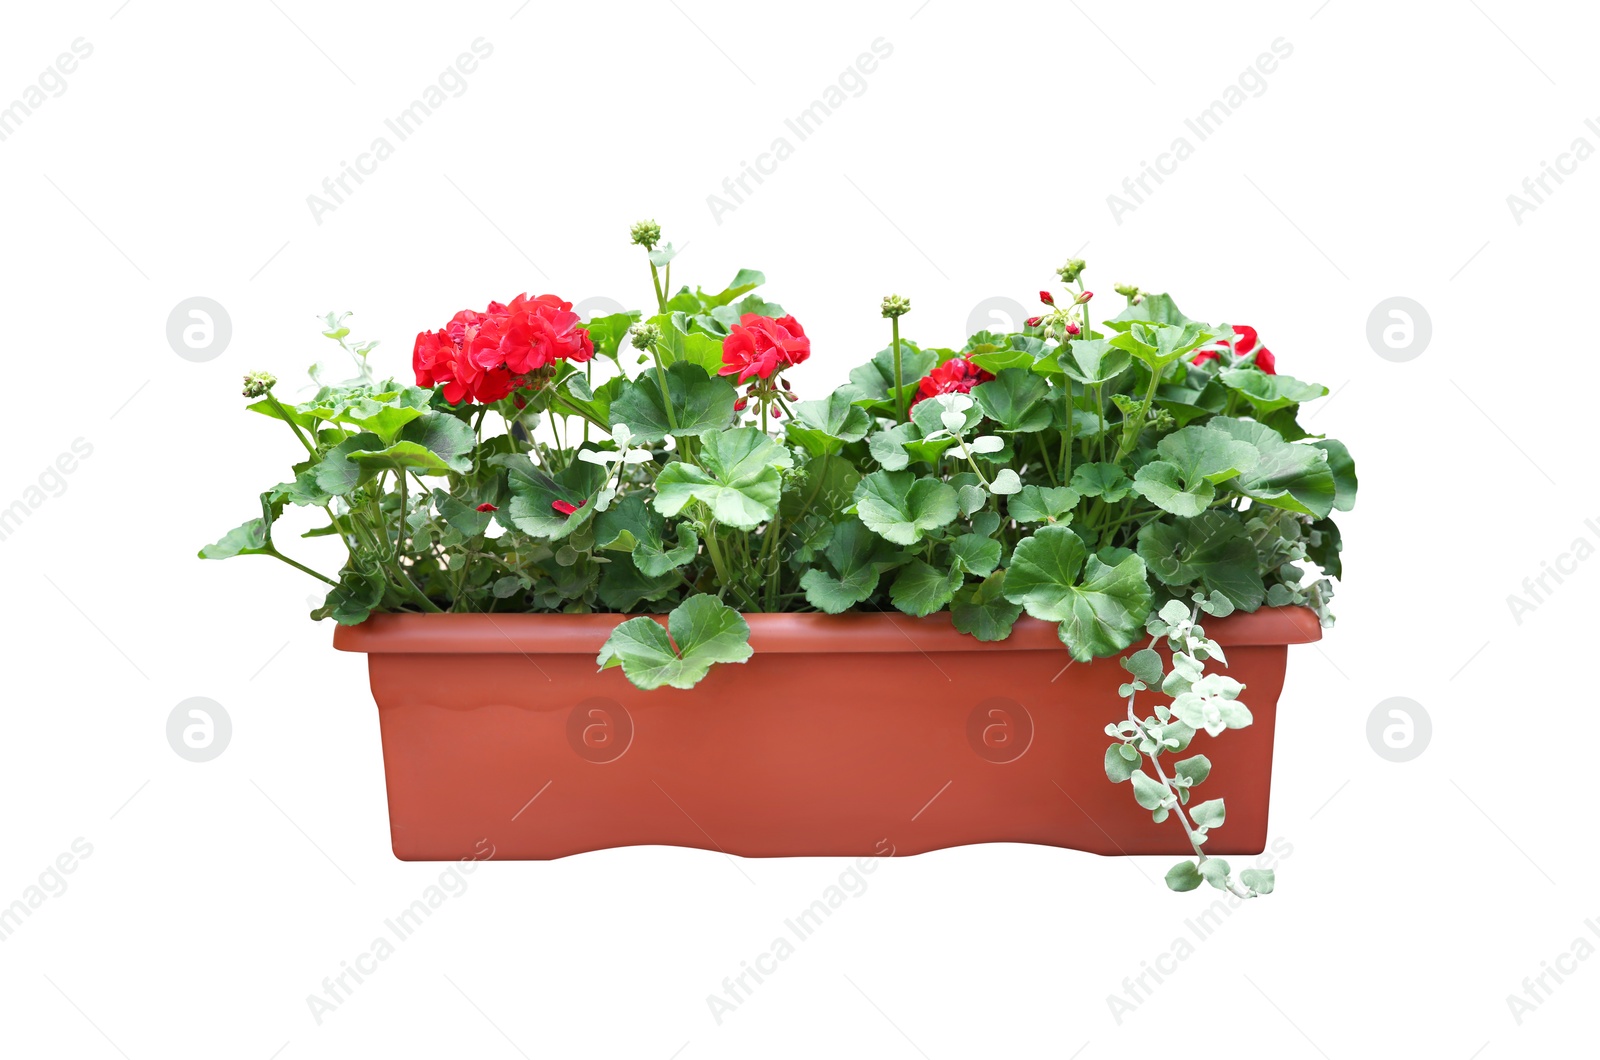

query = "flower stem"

[
  {"left": 648, "top": 261, "right": 667, "bottom": 313},
  {"left": 891, "top": 317, "right": 906, "bottom": 424}
]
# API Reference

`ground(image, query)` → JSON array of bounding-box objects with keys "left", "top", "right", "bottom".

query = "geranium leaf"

[
  {"left": 787, "top": 391, "right": 872, "bottom": 456},
  {"left": 1217, "top": 368, "right": 1327, "bottom": 415},
  {"left": 1002, "top": 525, "right": 1152, "bottom": 661},
  {"left": 597, "top": 551, "right": 679, "bottom": 611},
  {"left": 950, "top": 570, "right": 1024, "bottom": 641},
  {"left": 889, "top": 560, "right": 963, "bottom": 617},
  {"left": 971, "top": 368, "right": 1053, "bottom": 431},
  {"left": 505, "top": 459, "right": 606, "bottom": 540},
  {"left": 652, "top": 427, "right": 794, "bottom": 530},
  {"left": 798, "top": 518, "right": 885, "bottom": 613},
  {"left": 1007, "top": 485, "right": 1079, "bottom": 524},
  {"left": 949, "top": 534, "right": 1001, "bottom": 577},
  {"left": 1207, "top": 417, "right": 1336, "bottom": 517},
  {"left": 609, "top": 361, "right": 736, "bottom": 442},
  {"left": 851, "top": 470, "right": 959, "bottom": 545},
  {"left": 596, "top": 595, "right": 753, "bottom": 690},
  {"left": 1070, "top": 462, "right": 1132, "bottom": 502},
  {"left": 1058, "top": 338, "right": 1133, "bottom": 386}
]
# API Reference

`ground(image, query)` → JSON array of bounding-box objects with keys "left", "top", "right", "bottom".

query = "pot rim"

[{"left": 332, "top": 605, "right": 1322, "bottom": 655}]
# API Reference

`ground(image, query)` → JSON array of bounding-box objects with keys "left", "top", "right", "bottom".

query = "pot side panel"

[{"left": 366, "top": 645, "right": 1285, "bottom": 861}]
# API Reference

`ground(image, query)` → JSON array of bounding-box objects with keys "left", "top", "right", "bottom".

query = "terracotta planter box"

[{"left": 334, "top": 607, "right": 1322, "bottom": 861}]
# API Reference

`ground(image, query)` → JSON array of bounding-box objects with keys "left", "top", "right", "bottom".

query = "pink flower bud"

[
  {"left": 1064, "top": 322, "right": 1081, "bottom": 336},
  {"left": 1075, "top": 290, "right": 1094, "bottom": 305},
  {"left": 1025, "top": 316, "right": 1043, "bottom": 328},
  {"left": 1039, "top": 290, "right": 1055, "bottom": 306}
]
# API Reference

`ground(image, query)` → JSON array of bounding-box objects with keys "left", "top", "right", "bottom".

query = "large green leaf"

[
  {"left": 851, "top": 470, "right": 959, "bottom": 545},
  {"left": 341, "top": 413, "right": 476, "bottom": 479},
  {"left": 950, "top": 570, "right": 1024, "bottom": 641},
  {"left": 1059, "top": 338, "right": 1133, "bottom": 386},
  {"left": 1108, "top": 320, "right": 1215, "bottom": 371},
  {"left": 1104, "top": 293, "right": 1199, "bottom": 331},
  {"left": 313, "top": 432, "right": 382, "bottom": 495},
  {"left": 787, "top": 391, "right": 871, "bottom": 456},
  {"left": 595, "top": 494, "right": 701, "bottom": 576},
  {"left": 1007, "top": 485, "right": 1079, "bottom": 524},
  {"left": 651, "top": 313, "right": 728, "bottom": 376},
  {"left": 1218, "top": 368, "right": 1328, "bottom": 416},
  {"left": 609, "top": 361, "right": 736, "bottom": 442},
  {"left": 596, "top": 595, "right": 753, "bottom": 690},
  {"left": 560, "top": 373, "right": 629, "bottom": 426},
  {"left": 1309, "top": 439, "right": 1357, "bottom": 512},
  {"left": 432, "top": 489, "right": 494, "bottom": 537},
  {"left": 1208, "top": 418, "right": 1336, "bottom": 518},
  {"left": 971, "top": 369, "right": 1052, "bottom": 431},
  {"left": 581, "top": 310, "right": 642, "bottom": 361},
  {"left": 846, "top": 341, "right": 937, "bottom": 412},
  {"left": 1131, "top": 425, "right": 1259, "bottom": 518},
  {"left": 597, "top": 551, "right": 679, "bottom": 611},
  {"left": 696, "top": 268, "right": 765, "bottom": 308},
  {"left": 948, "top": 533, "right": 1001, "bottom": 577},
  {"left": 1070, "top": 463, "right": 1132, "bottom": 502},
  {"left": 504, "top": 459, "right": 607, "bottom": 540},
  {"left": 1002, "top": 525, "right": 1152, "bottom": 661},
  {"left": 890, "top": 561, "right": 963, "bottom": 617},
  {"left": 312, "top": 566, "right": 387, "bottom": 625},
  {"left": 652, "top": 428, "right": 793, "bottom": 529},
  {"left": 1136, "top": 512, "right": 1266, "bottom": 611},
  {"left": 199, "top": 492, "right": 285, "bottom": 559},
  {"left": 798, "top": 518, "right": 889, "bottom": 613}
]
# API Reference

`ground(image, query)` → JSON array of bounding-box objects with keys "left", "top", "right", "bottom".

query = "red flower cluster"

[
  {"left": 1192, "top": 324, "right": 1276, "bottom": 375},
  {"left": 414, "top": 294, "right": 594, "bottom": 404},
  {"left": 720, "top": 314, "right": 809, "bottom": 383},
  {"left": 911, "top": 357, "right": 994, "bottom": 407}
]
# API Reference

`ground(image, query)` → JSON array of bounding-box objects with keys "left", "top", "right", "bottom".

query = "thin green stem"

[
  {"left": 268, "top": 549, "right": 337, "bottom": 586},
  {"left": 891, "top": 317, "right": 906, "bottom": 424},
  {"left": 265, "top": 393, "right": 317, "bottom": 456}
]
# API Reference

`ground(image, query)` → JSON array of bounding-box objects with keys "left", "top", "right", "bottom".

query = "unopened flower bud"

[
  {"left": 629, "top": 219, "right": 661, "bottom": 249},
  {"left": 1057, "top": 258, "right": 1087, "bottom": 284},
  {"left": 770, "top": 406, "right": 782, "bottom": 419},
  {"left": 629, "top": 322, "right": 662, "bottom": 350},
  {"left": 881, "top": 294, "right": 911, "bottom": 319},
  {"left": 1025, "top": 316, "right": 1043, "bottom": 328},
  {"left": 734, "top": 398, "right": 749, "bottom": 412},
  {"left": 1063, "top": 322, "right": 1081, "bottom": 336},
  {"left": 242, "top": 370, "right": 277, "bottom": 398},
  {"left": 1075, "top": 290, "right": 1094, "bottom": 305},
  {"left": 1114, "top": 282, "right": 1141, "bottom": 299},
  {"left": 1039, "top": 290, "right": 1055, "bottom": 306}
]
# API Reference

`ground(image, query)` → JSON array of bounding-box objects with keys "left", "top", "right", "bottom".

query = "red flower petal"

[{"left": 476, "top": 503, "right": 499, "bottom": 513}]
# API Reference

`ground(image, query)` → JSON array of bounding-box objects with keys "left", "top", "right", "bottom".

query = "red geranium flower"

[
  {"left": 720, "top": 314, "right": 809, "bottom": 383},
  {"left": 498, "top": 293, "right": 594, "bottom": 374},
  {"left": 911, "top": 357, "right": 994, "bottom": 407},
  {"left": 475, "top": 503, "right": 498, "bottom": 513},
  {"left": 413, "top": 294, "right": 594, "bottom": 405},
  {"left": 1192, "top": 324, "right": 1276, "bottom": 375},
  {"left": 551, "top": 499, "right": 587, "bottom": 516}
]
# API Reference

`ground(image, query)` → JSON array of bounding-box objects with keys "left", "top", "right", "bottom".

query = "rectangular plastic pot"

[{"left": 334, "top": 607, "right": 1322, "bottom": 861}]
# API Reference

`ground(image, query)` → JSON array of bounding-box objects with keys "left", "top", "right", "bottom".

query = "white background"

[{"left": 1, "top": 1, "right": 1592, "bottom": 1056}]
